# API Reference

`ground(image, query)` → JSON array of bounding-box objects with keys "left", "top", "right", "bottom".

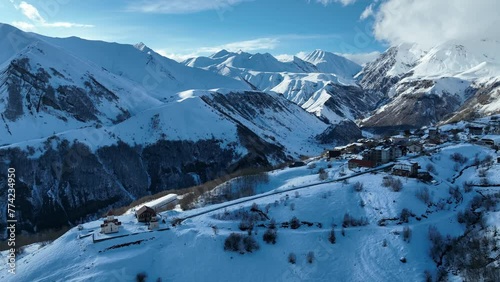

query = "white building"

[
  {"left": 100, "top": 211, "right": 121, "bottom": 234},
  {"left": 147, "top": 194, "right": 178, "bottom": 212},
  {"left": 148, "top": 217, "right": 159, "bottom": 230}
]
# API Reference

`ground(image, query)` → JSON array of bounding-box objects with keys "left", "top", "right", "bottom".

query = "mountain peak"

[
  {"left": 211, "top": 49, "right": 231, "bottom": 58},
  {"left": 134, "top": 42, "right": 149, "bottom": 52},
  {"left": 302, "top": 49, "right": 361, "bottom": 77}
]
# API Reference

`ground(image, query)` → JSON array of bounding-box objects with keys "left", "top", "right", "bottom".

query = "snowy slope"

[
  {"left": 183, "top": 49, "right": 318, "bottom": 74},
  {"left": 360, "top": 40, "right": 500, "bottom": 128},
  {"left": 0, "top": 24, "right": 38, "bottom": 67},
  {"left": 0, "top": 38, "right": 162, "bottom": 145},
  {"left": 4, "top": 141, "right": 498, "bottom": 282},
  {"left": 183, "top": 50, "right": 376, "bottom": 123},
  {"left": 301, "top": 50, "right": 362, "bottom": 78},
  {"left": 36, "top": 38, "right": 250, "bottom": 100}
]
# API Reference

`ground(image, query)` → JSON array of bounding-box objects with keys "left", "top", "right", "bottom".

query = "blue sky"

[
  {"left": 0, "top": 0, "right": 384, "bottom": 62},
  {"left": 3, "top": 0, "right": 497, "bottom": 64}
]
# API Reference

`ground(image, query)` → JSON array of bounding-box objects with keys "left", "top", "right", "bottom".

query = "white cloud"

[
  {"left": 313, "top": 0, "right": 358, "bottom": 6},
  {"left": 15, "top": 1, "right": 94, "bottom": 29},
  {"left": 199, "top": 38, "right": 279, "bottom": 53},
  {"left": 127, "top": 0, "right": 251, "bottom": 14},
  {"left": 274, "top": 54, "right": 294, "bottom": 62},
  {"left": 11, "top": 21, "right": 36, "bottom": 31},
  {"left": 373, "top": 0, "right": 500, "bottom": 48},
  {"left": 43, "top": 22, "right": 94, "bottom": 28},
  {"left": 155, "top": 37, "right": 279, "bottom": 62},
  {"left": 336, "top": 51, "right": 380, "bottom": 65},
  {"left": 154, "top": 50, "right": 199, "bottom": 62},
  {"left": 359, "top": 4, "right": 374, "bottom": 20},
  {"left": 19, "top": 1, "right": 44, "bottom": 22}
]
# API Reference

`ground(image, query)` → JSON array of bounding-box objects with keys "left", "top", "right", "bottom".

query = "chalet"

[
  {"left": 348, "top": 159, "right": 375, "bottom": 169},
  {"left": 100, "top": 211, "right": 121, "bottom": 234},
  {"left": 136, "top": 206, "right": 157, "bottom": 223},
  {"left": 327, "top": 149, "right": 342, "bottom": 159},
  {"left": 468, "top": 126, "right": 484, "bottom": 136},
  {"left": 392, "top": 161, "right": 419, "bottom": 177}
]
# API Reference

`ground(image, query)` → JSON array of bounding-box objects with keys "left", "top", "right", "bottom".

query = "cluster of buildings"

[
  {"left": 327, "top": 116, "right": 500, "bottom": 182},
  {"left": 327, "top": 135, "right": 425, "bottom": 170},
  {"left": 326, "top": 129, "right": 442, "bottom": 181},
  {"left": 99, "top": 194, "right": 178, "bottom": 235},
  {"left": 100, "top": 206, "right": 160, "bottom": 234}
]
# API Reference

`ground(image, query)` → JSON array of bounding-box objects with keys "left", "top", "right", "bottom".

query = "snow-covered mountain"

[
  {"left": 183, "top": 49, "right": 380, "bottom": 123},
  {"left": 359, "top": 40, "right": 500, "bottom": 129},
  {"left": 184, "top": 49, "right": 318, "bottom": 74},
  {"left": 301, "top": 49, "right": 362, "bottom": 77},
  {"left": 0, "top": 24, "right": 364, "bottom": 234}
]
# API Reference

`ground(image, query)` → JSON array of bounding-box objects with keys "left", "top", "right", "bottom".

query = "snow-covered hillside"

[
  {"left": 360, "top": 40, "right": 500, "bottom": 129},
  {"left": 0, "top": 38, "right": 162, "bottom": 145},
  {"left": 183, "top": 49, "right": 380, "bottom": 122},
  {"left": 301, "top": 49, "right": 361, "bottom": 78},
  {"left": 4, "top": 139, "right": 498, "bottom": 282}
]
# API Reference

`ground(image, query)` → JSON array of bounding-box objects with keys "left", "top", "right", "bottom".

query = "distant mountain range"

[{"left": 1, "top": 22, "right": 500, "bottom": 232}]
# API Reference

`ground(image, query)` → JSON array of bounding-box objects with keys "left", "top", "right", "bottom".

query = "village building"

[
  {"left": 326, "top": 149, "right": 342, "bottom": 159},
  {"left": 370, "top": 146, "right": 392, "bottom": 164},
  {"left": 348, "top": 159, "right": 375, "bottom": 169},
  {"left": 392, "top": 161, "right": 419, "bottom": 178},
  {"left": 428, "top": 128, "right": 441, "bottom": 143},
  {"left": 289, "top": 161, "right": 306, "bottom": 168},
  {"left": 468, "top": 126, "right": 484, "bottom": 136},
  {"left": 407, "top": 143, "right": 423, "bottom": 154},
  {"left": 481, "top": 135, "right": 500, "bottom": 148},
  {"left": 364, "top": 145, "right": 404, "bottom": 165},
  {"left": 148, "top": 217, "right": 159, "bottom": 230},
  {"left": 417, "top": 171, "right": 433, "bottom": 182},
  {"left": 342, "top": 143, "right": 364, "bottom": 155},
  {"left": 390, "top": 135, "right": 409, "bottom": 145},
  {"left": 146, "top": 194, "right": 179, "bottom": 213},
  {"left": 100, "top": 211, "right": 121, "bottom": 234},
  {"left": 136, "top": 206, "right": 157, "bottom": 223},
  {"left": 487, "top": 121, "right": 500, "bottom": 135}
]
